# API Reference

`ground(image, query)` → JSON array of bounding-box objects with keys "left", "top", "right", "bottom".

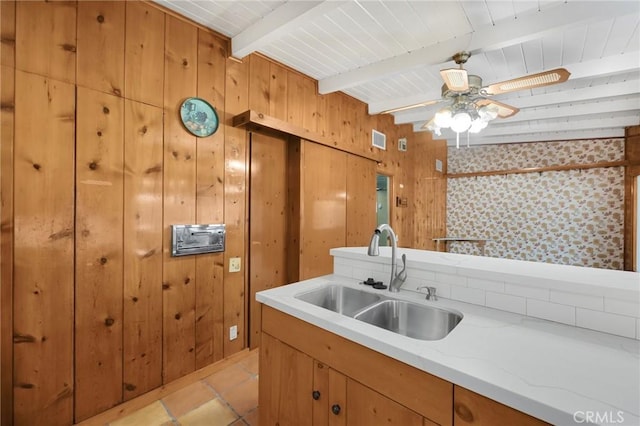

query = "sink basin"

[
  {"left": 355, "top": 300, "right": 462, "bottom": 341},
  {"left": 295, "top": 285, "right": 382, "bottom": 317}
]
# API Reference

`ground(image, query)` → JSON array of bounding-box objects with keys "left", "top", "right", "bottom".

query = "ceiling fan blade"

[
  {"left": 483, "top": 68, "right": 570, "bottom": 95},
  {"left": 476, "top": 99, "right": 520, "bottom": 118},
  {"left": 380, "top": 99, "right": 442, "bottom": 114},
  {"left": 440, "top": 68, "right": 469, "bottom": 91}
]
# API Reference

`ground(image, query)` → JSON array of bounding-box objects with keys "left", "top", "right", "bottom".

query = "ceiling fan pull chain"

[
  {"left": 467, "top": 131, "right": 470, "bottom": 148},
  {"left": 456, "top": 132, "right": 460, "bottom": 149}
]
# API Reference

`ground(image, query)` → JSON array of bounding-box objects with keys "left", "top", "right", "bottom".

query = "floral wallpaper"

[{"left": 446, "top": 139, "right": 625, "bottom": 270}]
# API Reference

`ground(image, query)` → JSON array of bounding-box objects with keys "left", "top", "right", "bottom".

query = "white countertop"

[{"left": 257, "top": 276, "right": 640, "bottom": 426}]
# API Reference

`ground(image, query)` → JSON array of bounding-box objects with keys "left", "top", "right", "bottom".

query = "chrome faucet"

[{"left": 367, "top": 224, "right": 407, "bottom": 292}]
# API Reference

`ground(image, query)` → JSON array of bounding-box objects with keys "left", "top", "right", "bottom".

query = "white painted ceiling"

[{"left": 156, "top": 0, "right": 640, "bottom": 146}]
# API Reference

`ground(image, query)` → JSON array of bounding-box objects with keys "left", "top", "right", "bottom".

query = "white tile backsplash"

[
  {"left": 504, "top": 283, "right": 550, "bottom": 301},
  {"left": 550, "top": 290, "right": 604, "bottom": 311},
  {"left": 468, "top": 277, "right": 505, "bottom": 293},
  {"left": 576, "top": 309, "right": 636, "bottom": 339},
  {"left": 486, "top": 292, "right": 526, "bottom": 315},
  {"left": 451, "top": 286, "right": 486, "bottom": 305},
  {"left": 527, "top": 299, "right": 576, "bottom": 325},
  {"left": 604, "top": 298, "right": 640, "bottom": 317},
  {"left": 331, "top": 248, "right": 640, "bottom": 339},
  {"left": 436, "top": 272, "right": 467, "bottom": 287}
]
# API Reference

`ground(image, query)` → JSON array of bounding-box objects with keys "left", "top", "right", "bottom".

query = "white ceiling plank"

[
  {"left": 438, "top": 128, "right": 626, "bottom": 146},
  {"left": 231, "top": 0, "right": 347, "bottom": 59},
  {"left": 499, "top": 97, "right": 640, "bottom": 123},
  {"left": 394, "top": 80, "right": 640, "bottom": 124},
  {"left": 319, "top": 1, "right": 638, "bottom": 94},
  {"left": 370, "top": 52, "right": 640, "bottom": 114}
]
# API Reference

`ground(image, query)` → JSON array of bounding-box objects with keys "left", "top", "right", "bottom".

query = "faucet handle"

[{"left": 417, "top": 286, "right": 437, "bottom": 301}]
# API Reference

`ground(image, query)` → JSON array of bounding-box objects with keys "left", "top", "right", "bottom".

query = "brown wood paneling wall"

[
  {"left": 0, "top": 2, "right": 16, "bottom": 424},
  {"left": 122, "top": 100, "right": 163, "bottom": 400},
  {"left": 77, "top": 1, "right": 125, "bottom": 97},
  {"left": 74, "top": 88, "right": 125, "bottom": 421},
  {"left": 13, "top": 70, "right": 76, "bottom": 426},
  {"left": 162, "top": 15, "right": 198, "bottom": 384},
  {"left": 3, "top": 1, "right": 446, "bottom": 422},
  {"left": 195, "top": 29, "right": 227, "bottom": 368},
  {"left": 300, "top": 141, "right": 347, "bottom": 279}
]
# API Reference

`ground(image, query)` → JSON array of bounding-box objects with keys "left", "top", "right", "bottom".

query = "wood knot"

[
  {"left": 454, "top": 403, "right": 474, "bottom": 422},
  {"left": 132, "top": 296, "right": 138, "bottom": 303},
  {"left": 182, "top": 59, "right": 188, "bottom": 66},
  {"left": 61, "top": 43, "right": 76, "bottom": 52},
  {"left": 100, "top": 257, "right": 107, "bottom": 265},
  {"left": 89, "top": 161, "right": 98, "bottom": 170},
  {"left": 103, "top": 106, "right": 110, "bottom": 114},
  {"left": 104, "top": 318, "right": 115, "bottom": 327},
  {"left": 162, "top": 283, "right": 170, "bottom": 290},
  {"left": 174, "top": 313, "right": 181, "bottom": 320},
  {"left": 96, "top": 14, "right": 105, "bottom": 23},
  {"left": 184, "top": 277, "right": 190, "bottom": 285},
  {"left": 140, "top": 126, "right": 148, "bottom": 134},
  {"left": 185, "top": 154, "right": 191, "bottom": 160},
  {"left": 18, "top": 383, "right": 34, "bottom": 389},
  {"left": 97, "top": 130, "right": 103, "bottom": 137},
  {"left": 124, "top": 383, "right": 136, "bottom": 392},
  {"left": 112, "top": 88, "right": 121, "bottom": 96},
  {"left": 33, "top": 163, "right": 41, "bottom": 170},
  {"left": 172, "top": 151, "right": 179, "bottom": 158}
]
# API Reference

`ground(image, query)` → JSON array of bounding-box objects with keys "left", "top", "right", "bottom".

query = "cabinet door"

[
  {"left": 346, "top": 378, "right": 423, "bottom": 426},
  {"left": 260, "top": 333, "right": 314, "bottom": 425},
  {"left": 454, "top": 386, "right": 550, "bottom": 426}
]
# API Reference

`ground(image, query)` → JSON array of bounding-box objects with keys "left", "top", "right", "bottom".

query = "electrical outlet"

[
  {"left": 229, "top": 257, "right": 241, "bottom": 272},
  {"left": 229, "top": 325, "right": 238, "bottom": 340}
]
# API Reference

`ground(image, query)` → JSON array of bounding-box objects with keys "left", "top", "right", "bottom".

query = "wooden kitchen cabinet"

[
  {"left": 453, "top": 386, "right": 550, "bottom": 426},
  {"left": 260, "top": 305, "right": 453, "bottom": 425},
  {"left": 260, "top": 332, "right": 430, "bottom": 426},
  {"left": 260, "top": 304, "right": 552, "bottom": 426}
]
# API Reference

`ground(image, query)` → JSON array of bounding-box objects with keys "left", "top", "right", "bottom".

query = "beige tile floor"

[{"left": 109, "top": 350, "right": 259, "bottom": 426}]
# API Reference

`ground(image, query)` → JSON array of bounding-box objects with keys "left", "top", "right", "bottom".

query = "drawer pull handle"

[
  {"left": 331, "top": 404, "right": 341, "bottom": 415},
  {"left": 312, "top": 390, "right": 321, "bottom": 400}
]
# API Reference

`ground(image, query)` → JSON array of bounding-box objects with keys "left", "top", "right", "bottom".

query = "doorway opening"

[{"left": 376, "top": 174, "right": 391, "bottom": 246}]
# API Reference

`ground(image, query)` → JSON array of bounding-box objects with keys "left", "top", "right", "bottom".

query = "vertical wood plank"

[
  {"left": 124, "top": 1, "right": 164, "bottom": 107},
  {"left": 224, "top": 56, "right": 249, "bottom": 356},
  {"left": 163, "top": 15, "right": 198, "bottom": 384},
  {"left": 249, "top": 132, "right": 288, "bottom": 349},
  {"left": 328, "top": 369, "right": 347, "bottom": 426},
  {"left": 123, "top": 99, "right": 163, "bottom": 400},
  {"left": 195, "top": 29, "right": 226, "bottom": 368},
  {"left": 13, "top": 70, "right": 75, "bottom": 426},
  {"left": 346, "top": 155, "right": 377, "bottom": 246},
  {"left": 269, "top": 62, "right": 287, "bottom": 121},
  {"left": 287, "top": 72, "right": 305, "bottom": 127},
  {"left": 287, "top": 139, "right": 301, "bottom": 283},
  {"left": 346, "top": 378, "right": 423, "bottom": 426},
  {"left": 316, "top": 93, "right": 328, "bottom": 138},
  {"left": 248, "top": 54, "right": 270, "bottom": 114},
  {"left": 15, "top": 1, "right": 76, "bottom": 83},
  {"left": 0, "top": 3, "right": 15, "bottom": 423},
  {"left": 259, "top": 333, "right": 314, "bottom": 426},
  {"left": 75, "top": 87, "right": 124, "bottom": 422},
  {"left": 0, "top": 0, "right": 15, "bottom": 67},
  {"left": 312, "top": 361, "right": 329, "bottom": 426},
  {"left": 300, "top": 141, "right": 347, "bottom": 279},
  {"left": 326, "top": 93, "right": 342, "bottom": 148},
  {"left": 77, "top": 1, "right": 124, "bottom": 96},
  {"left": 302, "top": 76, "right": 318, "bottom": 133}
]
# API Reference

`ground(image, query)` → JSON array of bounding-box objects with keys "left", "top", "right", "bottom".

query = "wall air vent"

[{"left": 372, "top": 129, "right": 386, "bottom": 150}]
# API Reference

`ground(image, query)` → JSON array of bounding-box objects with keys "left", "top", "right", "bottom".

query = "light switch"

[{"left": 229, "top": 257, "right": 241, "bottom": 272}]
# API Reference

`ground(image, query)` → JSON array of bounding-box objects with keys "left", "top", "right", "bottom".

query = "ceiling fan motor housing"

[{"left": 441, "top": 74, "right": 484, "bottom": 99}]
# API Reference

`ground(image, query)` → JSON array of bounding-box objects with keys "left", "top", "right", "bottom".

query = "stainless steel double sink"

[{"left": 295, "top": 284, "right": 462, "bottom": 341}]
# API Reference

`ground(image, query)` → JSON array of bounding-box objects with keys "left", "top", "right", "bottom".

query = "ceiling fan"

[{"left": 383, "top": 51, "right": 570, "bottom": 140}]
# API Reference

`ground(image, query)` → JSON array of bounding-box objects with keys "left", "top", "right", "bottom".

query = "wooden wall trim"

[
  {"left": 233, "top": 109, "right": 380, "bottom": 162},
  {"left": 624, "top": 125, "right": 640, "bottom": 271},
  {"left": 447, "top": 160, "right": 628, "bottom": 179}
]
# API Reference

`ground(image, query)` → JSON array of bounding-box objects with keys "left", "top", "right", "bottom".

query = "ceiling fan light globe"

[
  {"left": 451, "top": 112, "right": 472, "bottom": 133},
  {"left": 434, "top": 108, "right": 453, "bottom": 127},
  {"left": 469, "top": 118, "right": 488, "bottom": 133}
]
